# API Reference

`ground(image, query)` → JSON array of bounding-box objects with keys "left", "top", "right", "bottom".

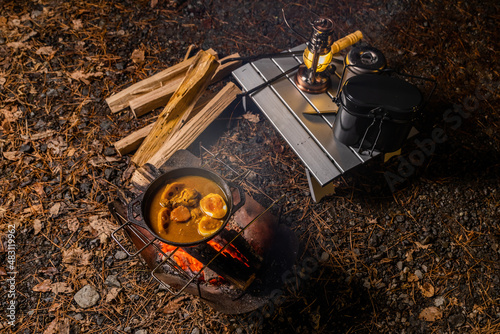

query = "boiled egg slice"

[
  {"left": 197, "top": 216, "right": 223, "bottom": 237},
  {"left": 199, "top": 193, "right": 227, "bottom": 219}
]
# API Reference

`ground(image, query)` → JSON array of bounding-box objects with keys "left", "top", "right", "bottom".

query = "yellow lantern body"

[{"left": 303, "top": 47, "right": 333, "bottom": 72}]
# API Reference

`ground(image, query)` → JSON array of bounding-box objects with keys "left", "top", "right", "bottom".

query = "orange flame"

[
  {"left": 207, "top": 240, "right": 251, "bottom": 268},
  {"left": 160, "top": 238, "right": 251, "bottom": 282},
  {"left": 161, "top": 244, "right": 204, "bottom": 275}
]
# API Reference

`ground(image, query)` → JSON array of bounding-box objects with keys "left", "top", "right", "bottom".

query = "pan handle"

[
  {"left": 228, "top": 182, "right": 246, "bottom": 216},
  {"left": 127, "top": 194, "right": 149, "bottom": 229}
]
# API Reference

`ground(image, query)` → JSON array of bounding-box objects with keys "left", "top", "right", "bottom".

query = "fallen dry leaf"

[
  {"left": 44, "top": 318, "right": 70, "bottom": 334},
  {"left": 131, "top": 49, "right": 145, "bottom": 64},
  {"left": 150, "top": 0, "right": 159, "bottom": 8},
  {"left": 72, "top": 19, "right": 83, "bottom": 30},
  {"left": 35, "top": 46, "right": 56, "bottom": 57},
  {"left": 33, "top": 219, "right": 43, "bottom": 235},
  {"left": 160, "top": 295, "right": 189, "bottom": 314},
  {"left": 49, "top": 203, "right": 61, "bottom": 217},
  {"left": 32, "top": 183, "right": 46, "bottom": 197},
  {"left": 419, "top": 282, "right": 435, "bottom": 298},
  {"left": 415, "top": 241, "right": 432, "bottom": 249},
  {"left": 88, "top": 156, "right": 107, "bottom": 167},
  {"left": 105, "top": 287, "right": 122, "bottom": 303},
  {"left": 419, "top": 306, "right": 443, "bottom": 322},
  {"left": 20, "top": 31, "right": 38, "bottom": 43},
  {"left": 6, "top": 41, "right": 30, "bottom": 49},
  {"left": 86, "top": 215, "right": 117, "bottom": 243},
  {"left": 39, "top": 267, "right": 59, "bottom": 276},
  {"left": 405, "top": 249, "right": 414, "bottom": 262},
  {"left": 33, "top": 279, "right": 52, "bottom": 292},
  {"left": 67, "top": 218, "right": 80, "bottom": 233},
  {"left": 68, "top": 70, "right": 103, "bottom": 85},
  {"left": 49, "top": 302, "right": 62, "bottom": 312},
  {"left": 2, "top": 119, "right": 11, "bottom": 133},
  {"left": 31, "top": 130, "right": 55, "bottom": 140},
  {"left": 3, "top": 106, "right": 23, "bottom": 122},
  {"left": 66, "top": 147, "right": 77, "bottom": 157},
  {"left": 3, "top": 151, "right": 22, "bottom": 161},
  {"left": 407, "top": 273, "right": 419, "bottom": 282},
  {"left": 47, "top": 136, "right": 68, "bottom": 156},
  {"left": 242, "top": 112, "right": 260, "bottom": 123},
  {"left": 23, "top": 203, "right": 44, "bottom": 216},
  {"left": 0, "top": 267, "right": 7, "bottom": 276},
  {"left": 51, "top": 282, "right": 73, "bottom": 294},
  {"left": 62, "top": 247, "right": 92, "bottom": 266}
]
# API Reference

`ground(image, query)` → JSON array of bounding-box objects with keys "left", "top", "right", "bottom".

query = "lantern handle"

[{"left": 281, "top": 4, "right": 322, "bottom": 43}]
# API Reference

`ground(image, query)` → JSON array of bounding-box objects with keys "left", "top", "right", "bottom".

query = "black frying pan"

[{"left": 127, "top": 167, "right": 245, "bottom": 247}]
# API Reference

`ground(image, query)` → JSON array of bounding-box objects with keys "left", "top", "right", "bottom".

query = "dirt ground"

[{"left": 0, "top": 0, "right": 499, "bottom": 333}]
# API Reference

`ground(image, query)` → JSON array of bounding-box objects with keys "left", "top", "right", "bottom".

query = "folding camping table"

[{"left": 232, "top": 45, "right": 380, "bottom": 202}]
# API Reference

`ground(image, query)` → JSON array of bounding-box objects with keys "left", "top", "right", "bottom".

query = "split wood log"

[
  {"left": 184, "top": 44, "right": 196, "bottom": 61},
  {"left": 113, "top": 92, "right": 216, "bottom": 156},
  {"left": 132, "top": 50, "right": 219, "bottom": 166},
  {"left": 147, "top": 82, "right": 241, "bottom": 168},
  {"left": 105, "top": 48, "right": 217, "bottom": 114},
  {"left": 129, "top": 53, "right": 242, "bottom": 117}
]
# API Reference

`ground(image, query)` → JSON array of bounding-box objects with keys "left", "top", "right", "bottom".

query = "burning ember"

[
  {"left": 207, "top": 240, "right": 251, "bottom": 268},
  {"left": 161, "top": 243, "right": 204, "bottom": 274},
  {"left": 160, "top": 238, "right": 250, "bottom": 282}
]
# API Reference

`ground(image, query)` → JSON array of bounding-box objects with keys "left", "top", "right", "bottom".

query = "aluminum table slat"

[
  {"left": 233, "top": 63, "right": 341, "bottom": 185},
  {"left": 251, "top": 58, "right": 363, "bottom": 172}
]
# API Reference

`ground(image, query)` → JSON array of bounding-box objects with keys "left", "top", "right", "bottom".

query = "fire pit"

[{"left": 109, "top": 150, "right": 299, "bottom": 314}]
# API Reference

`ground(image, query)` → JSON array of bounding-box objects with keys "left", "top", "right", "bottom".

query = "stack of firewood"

[{"left": 106, "top": 48, "right": 242, "bottom": 169}]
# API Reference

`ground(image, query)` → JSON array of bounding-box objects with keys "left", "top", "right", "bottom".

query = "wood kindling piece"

[
  {"left": 147, "top": 82, "right": 241, "bottom": 168},
  {"left": 113, "top": 92, "right": 216, "bottom": 156},
  {"left": 129, "top": 53, "right": 242, "bottom": 118},
  {"left": 132, "top": 50, "right": 219, "bottom": 166},
  {"left": 105, "top": 48, "right": 217, "bottom": 114}
]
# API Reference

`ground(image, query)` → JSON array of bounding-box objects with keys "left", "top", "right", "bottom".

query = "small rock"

[
  {"left": 415, "top": 270, "right": 423, "bottom": 280},
  {"left": 124, "top": 327, "right": 131, "bottom": 333},
  {"left": 191, "top": 328, "right": 200, "bottom": 334},
  {"left": 105, "top": 275, "right": 121, "bottom": 288},
  {"left": 74, "top": 285, "right": 100, "bottom": 309},
  {"left": 434, "top": 296, "right": 445, "bottom": 307},
  {"left": 319, "top": 252, "right": 329, "bottom": 262},
  {"left": 397, "top": 261, "right": 403, "bottom": 271},
  {"left": 103, "top": 146, "right": 116, "bottom": 156},
  {"left": 74, "top": 313, "right": 84, "bottom": 321},
  {"left": 20, "top": 144, "right": 33, "bottom": 153},
  {"left": 134, "top": 330, "right": 147, "bottom": 334},
  {"left": 105, "top": 256, "right": 114, "bottom": 267},
  {"left": 115, "top": 250, "right": 128, "bottom": 260},
  {"left": 96, "top": 315, "right": 105, "bottom": 326},
  {"left": 100, "top": 119, "right": 113, "bottom": 131},
  {"left": 448, "top": 313, "right": 465, "bottom": 327}
]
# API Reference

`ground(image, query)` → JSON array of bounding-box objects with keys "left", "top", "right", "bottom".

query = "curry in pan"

[{"left": 149, "top": 175, "right": 228, "bottom": 243}]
